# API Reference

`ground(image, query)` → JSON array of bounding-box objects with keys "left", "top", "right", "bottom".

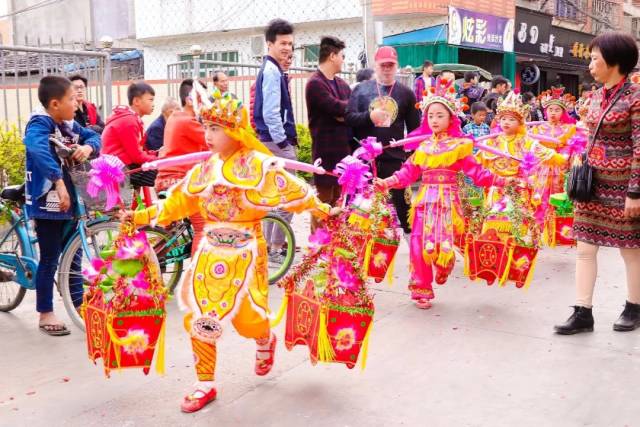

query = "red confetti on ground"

[{"left": 61, "top": 377, "right": 70, "bottom": 383}]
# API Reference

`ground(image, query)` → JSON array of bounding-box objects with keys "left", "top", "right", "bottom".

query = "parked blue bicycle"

[{"left": 0, "top": 182, "right": 121, "bottom": 329}]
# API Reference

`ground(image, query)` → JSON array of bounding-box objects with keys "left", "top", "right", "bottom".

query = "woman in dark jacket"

[{"left": 555, "top": 32, "right": 640, "bottom": 335}]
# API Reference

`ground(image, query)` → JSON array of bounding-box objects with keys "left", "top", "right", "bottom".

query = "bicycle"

[{"left": 0, "top": 183, "right": 122, "bottom": 330}]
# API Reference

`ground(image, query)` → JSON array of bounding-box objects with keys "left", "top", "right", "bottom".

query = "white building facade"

[{"left": 134, "top": 0, "right": 441, "bottom": 79}]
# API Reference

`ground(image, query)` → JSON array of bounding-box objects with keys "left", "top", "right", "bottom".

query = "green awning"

[{"left": 383, "top": 24, "right": 447, "bottom": 46}]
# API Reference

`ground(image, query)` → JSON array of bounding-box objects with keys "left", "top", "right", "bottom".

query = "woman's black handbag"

[
  {"left": 567, "top": 152, "right": 593, "bottom": 202},
  {"left": 567, "top": 82, "right": 629, "bottom": 203}
]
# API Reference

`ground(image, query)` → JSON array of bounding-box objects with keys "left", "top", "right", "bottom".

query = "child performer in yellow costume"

[
  {"left": 477, "top": 92, "right": 567, "bottom": 239},
  {"left": 127, "top": 92, "right": 332, "bottom": 413}
]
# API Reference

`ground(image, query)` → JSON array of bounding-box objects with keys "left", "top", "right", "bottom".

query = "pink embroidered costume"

[
  {"left": 378, "top": 77, "right": 504, "bottom": 307},
  {"left": 530, "top": 88, "right": 587, "bottom": 193}
]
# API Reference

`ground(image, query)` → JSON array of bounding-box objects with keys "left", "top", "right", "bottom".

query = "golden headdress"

[
  {"left": 193, "top": 84, "right": 272, "bottom": 156},
  {"left": 539, "top": 87, "right": 575, "bottom": 111},
  {"left": 496, "top": 92, "right": 530, "bottom": 121}
]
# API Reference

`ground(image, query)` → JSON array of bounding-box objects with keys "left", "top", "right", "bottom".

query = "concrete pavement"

[{"left": 1, "top": 214, "right": 639, "bottom": 427}]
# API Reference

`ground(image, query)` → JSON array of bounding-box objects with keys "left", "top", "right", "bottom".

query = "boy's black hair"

[
  {"left": 423, "top": 60, "right": 433, "bottom": 69},
  {"left": 69, "top": 74, "right": 88, "bottom": 86},
  {"left": 318, "top": 36, "right": 346, "bottom": 63},
  {"left": 127, "top": 82, "right": 155, "bottom": 106},
  {"left": 464, "top": 71, "right": 478, "bottom": 83},
  {"left": 178, "top": 78, "right": 206, "bottom": 107},
  {"left": 491, "top": 75, "right": 509, "bottom": 89},
  {"left": 356, "top": 68, "right": 374, "bottom": 83},
  {"left": 265, "top": 18, "right": 294, "bottom": 43},
  {"left": 522, "top": 91, "right": 535, "bottom": 103},
  {"left": 38, "top": 75, "right": 72, "bottom": 109},
  {"left": 470, "top": 101, "right": 488, "bottom": 115}
]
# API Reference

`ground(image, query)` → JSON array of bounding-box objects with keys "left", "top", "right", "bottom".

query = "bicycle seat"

[{"left": 1, "top": 184, "right": 25, "bottom": 203}]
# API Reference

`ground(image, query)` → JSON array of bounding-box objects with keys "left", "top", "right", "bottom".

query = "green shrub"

[
  {"left": 0, "top": 125, "right": 25, "bottom": 185},
  {"left": 295, "top": 123, "right": 312, "bottom": 182}
]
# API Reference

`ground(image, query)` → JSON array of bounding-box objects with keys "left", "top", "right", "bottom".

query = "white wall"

[
  {"left": 134, "top": 0, "right": 363, "bottom": 40},
  {"left": 140, "top": 16, "right": 442, "bottom": 79}
]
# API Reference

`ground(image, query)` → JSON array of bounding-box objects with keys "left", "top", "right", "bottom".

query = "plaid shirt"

[
  {"left": 463, "top": 122, "right": 491, "bottom": 139},
  {"left": 305, "top": 70, "right": 352, "bottom": 186}
]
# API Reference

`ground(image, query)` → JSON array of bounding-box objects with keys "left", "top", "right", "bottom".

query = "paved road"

[{"left": 1, "top": 214, "right": 639, "bottom": 427}]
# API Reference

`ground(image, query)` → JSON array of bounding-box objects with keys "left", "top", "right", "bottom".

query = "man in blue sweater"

[
  {"left": 24, "top": 76, "right": 101, "bottom": 335},
  {"left": 254, "top": 18, "right": 297, "bottom": 262}
]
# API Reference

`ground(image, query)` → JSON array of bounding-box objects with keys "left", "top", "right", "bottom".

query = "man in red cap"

[{"left": 346, "top": 46, "right": 420, "bottom": 238}]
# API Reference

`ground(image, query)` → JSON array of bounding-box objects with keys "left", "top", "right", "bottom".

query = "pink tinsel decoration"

[
  {"left": 309, "top": 227, "right": 331, "bottom": 247},
  {"left": 333, "top": 258, "right": 359, "bottom": 292},
  {"left": 87, "top": 155, "right": 126, "bottom": 211},
  {"left": 353, "top": 137, "right": 383, "bottom": 162},
  {"left": 334, "top": 156, "right": 372, "bottom": 196},
  {"left": 116, "top": 231, "right": 150, "bottom": 260},
  {"left": 82, "top": 258, "right": 108, "bottom": 282},
  {"left": 519, "top": 151, "right": 538, "bottom": 177}
]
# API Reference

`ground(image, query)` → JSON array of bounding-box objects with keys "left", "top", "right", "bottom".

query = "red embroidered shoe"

[
  {"left": 180, "top": 388, "right": 217, "bottom": 413},
  {"left": 255, "top": 334, "right": 277, "bottom": 376},
  {"left": 415, "top": 298, "right": 432, "bottom": 309}
]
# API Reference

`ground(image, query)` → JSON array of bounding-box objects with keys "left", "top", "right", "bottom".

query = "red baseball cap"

[{"left": 375, "top": 46, "right": 398, "bottom": 65}]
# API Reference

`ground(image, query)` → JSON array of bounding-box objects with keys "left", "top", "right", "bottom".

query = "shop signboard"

[
  {"left": 448, "top": 6, "right": 515, "bottom": 52},
  {"left": 515, "top": 7, "right": 593, "bottom": 66}
]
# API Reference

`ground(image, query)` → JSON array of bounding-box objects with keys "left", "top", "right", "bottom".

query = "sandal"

[
  {"left": 180, "top": 387, "right": 217, "bottom": 413},
  {"left": 255, "top": 334, "right": 276, "bottom": 376},
  {"left": 39, "top": 323, "right": 70, "bottom": 336}
]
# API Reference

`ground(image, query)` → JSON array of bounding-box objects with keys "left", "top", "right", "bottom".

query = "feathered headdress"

[
  {"left": 497, "top": 91, "right": 530, "bottom": 121},
  {"left": 417, "top": 76, "right": 468, "bottom": 115}
]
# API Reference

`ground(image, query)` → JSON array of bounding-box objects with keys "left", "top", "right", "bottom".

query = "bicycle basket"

[{"left": 69, "top": 162, "right": 133, "bottom": 211}]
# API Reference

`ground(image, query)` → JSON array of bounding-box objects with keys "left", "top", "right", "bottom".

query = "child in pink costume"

[{"left": 375, "top": 77, "right": 506, "bottom": 309}]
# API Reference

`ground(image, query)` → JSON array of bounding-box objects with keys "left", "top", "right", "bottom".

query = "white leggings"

[{"left": 575, "top": 241, "right": 640, "bottom": 307}]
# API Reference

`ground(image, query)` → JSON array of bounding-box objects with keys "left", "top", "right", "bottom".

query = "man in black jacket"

[
  {"left": 305, "top": 36, "right": 352, "bottom": 231},
  {"left": 346, "top": 46, "right": 420, "bottom": 236}
]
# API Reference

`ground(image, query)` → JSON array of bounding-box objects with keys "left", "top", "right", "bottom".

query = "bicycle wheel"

[
  {"left": 58, "top": 221, "right": 121, "bottom": 330},
  {"left": 0, "top": 220, "right": 30, "bottom": 312},
  {"left": 262, "top": 214, "right": 296, "bottom": 284},
  {"left": 143, "top": 225, "right": 186, "bottom": 294}
]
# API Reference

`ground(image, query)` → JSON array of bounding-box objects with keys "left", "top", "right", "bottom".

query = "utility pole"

[{"left": 362, "top": 0, "right": 376, "bottom": 68}]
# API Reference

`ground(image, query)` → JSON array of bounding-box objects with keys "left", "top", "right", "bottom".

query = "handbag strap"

[{"left": 585, "top": 81, "right": 630, "bottom": 158}]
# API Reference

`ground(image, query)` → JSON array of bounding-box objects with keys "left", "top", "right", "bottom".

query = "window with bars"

[
  {"left": 178, "top": 50, "right": 239, "bottom": 78},
  {"left": 555, "top": 0, "right": 585, "bottom": 21},
  {"left": 303, "top": 44, "right": 320, "bottom": 66},
  {"left": 591, "top": 0, "right": 617, "bottom": 32}
]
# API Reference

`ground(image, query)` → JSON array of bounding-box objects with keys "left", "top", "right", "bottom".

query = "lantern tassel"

[
  {"left": 269, "top": 293, "right": 289, "bottom": 328},
  {"left": 317, "top": 308, "right": 335, "bottom": 362},
  {"left": 359, "top": 320, "right": 374, "bottom": 371}
]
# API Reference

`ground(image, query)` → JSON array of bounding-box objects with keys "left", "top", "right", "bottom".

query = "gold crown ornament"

[
  {"left": 496, "top": 91, "right": 530, "bottom": 121},
  {"left": 199, "top": 88, "right": 246, "bottom": 129},
  {"left": 539, "top": 87, "right": 575, "bottom": 111},
  {"left": 417, "top": 76, "right": 469, "bottom": 115}
]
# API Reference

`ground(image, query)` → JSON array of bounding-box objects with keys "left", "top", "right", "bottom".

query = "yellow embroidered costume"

[
  {"left": 476, "top": 92, "right": 566, "bottom": 241},
  {"left": 133, "top": 91, "right": 330, "bottom": 383}
]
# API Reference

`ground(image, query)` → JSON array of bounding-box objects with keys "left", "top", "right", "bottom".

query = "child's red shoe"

[
  {"left": 255, "top": 334, "right": 277, "bottom": 376},
  {"left": 180, "top": 387, "right": 217, "bottom": 413},
  {"left": 415, "top": 298, "right": 432, "bottom": 309}
]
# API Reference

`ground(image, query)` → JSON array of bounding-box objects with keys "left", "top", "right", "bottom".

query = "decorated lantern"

[
  {"left": 81, "top": 223, "right": 167, "bottom": 377},
  {"left": 276, "top": 190, "right": 395, "bottom": 370},
  {"left": 507, "top": 244, "right": 539, "bottom": 288},
  {"left": 464, "top": 229, "right": 515, "bottom": 286}
]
